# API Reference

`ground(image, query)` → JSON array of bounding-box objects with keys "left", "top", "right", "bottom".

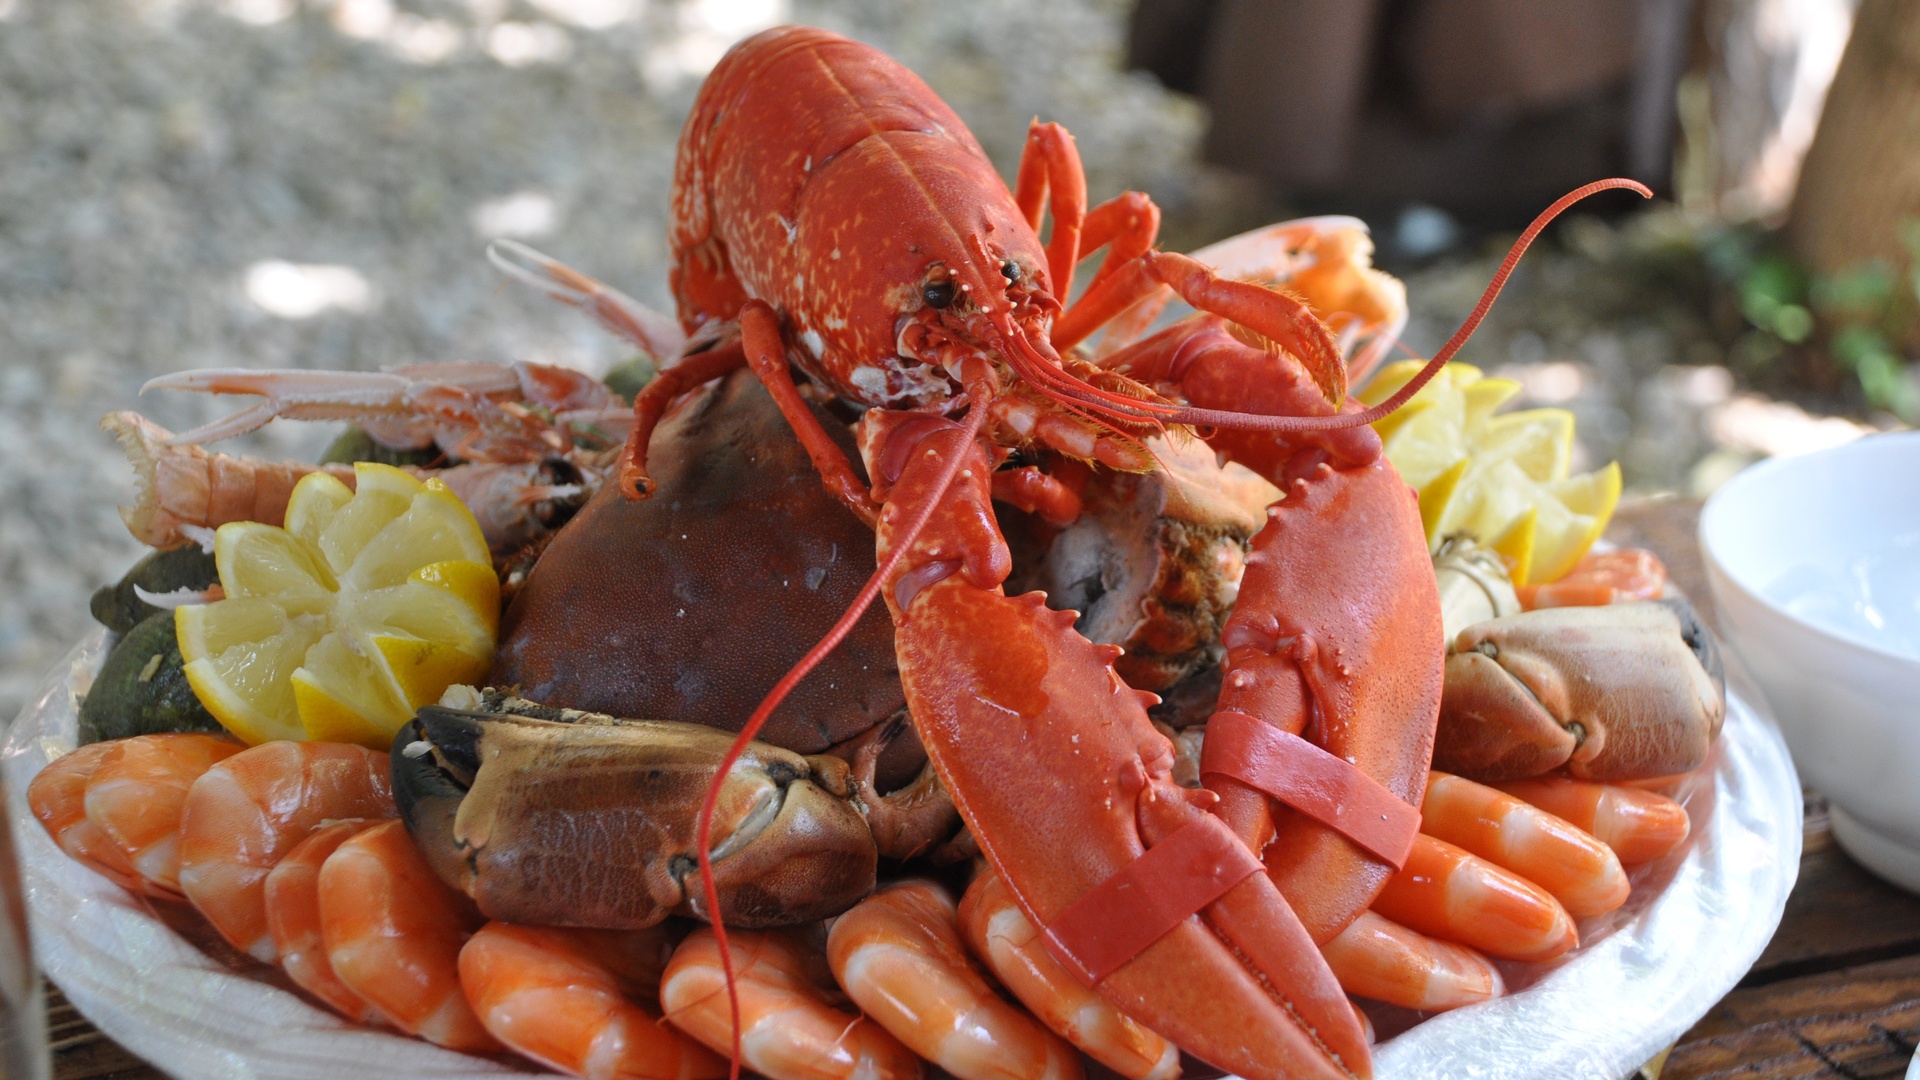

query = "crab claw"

[
  {"left": 1433, "top": 599, "right": 1726, "bottom": 782},
  {"left": 392, "top": 693, "right": 878, "bottom": 929}
]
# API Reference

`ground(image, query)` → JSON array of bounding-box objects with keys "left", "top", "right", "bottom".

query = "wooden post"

[{"left": 1787, "top": 0, "right": 1920, "bottom": 275}]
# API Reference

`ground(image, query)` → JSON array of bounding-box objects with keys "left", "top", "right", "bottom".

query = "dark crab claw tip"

[
  {"left": 407, "top": 706, "right": 491, "bottom": 776},
  {"left": 391, "top": 711, "right": 480, "bottom": 901},
  {"left": 1658, "top": 596, "right": 1726, "bottom": 689}
]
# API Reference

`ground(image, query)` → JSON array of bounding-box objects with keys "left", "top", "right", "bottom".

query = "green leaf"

[
  {"left": 1810, "top": 260, "right": 1895, "bottom": 321},
  {"left": 1772, "top": 304, "right": 1814, "bottom": 343}
]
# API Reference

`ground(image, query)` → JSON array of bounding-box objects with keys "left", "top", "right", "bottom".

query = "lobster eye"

[
  {"left": 923, "top": 280, "right": 957, "bottom": 308},
  {"left": 1001, "top": 261, "right": 1020, "bottom": 282}
]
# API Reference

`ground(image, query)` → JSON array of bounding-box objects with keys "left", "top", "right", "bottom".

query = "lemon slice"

[
  {"left": 1359, "top": 360, "right": 1621, "bottom": 585},
  {"left": 176, "top": 463, "right": 498, "bottom": 749}
]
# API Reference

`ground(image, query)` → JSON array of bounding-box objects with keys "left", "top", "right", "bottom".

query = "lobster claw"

[
  {"left": 862, "top": 411, "right": 1370, "bottom": 1080},
  {"left": 1432, "top": 598, "right": 1726, "bottom": 782},
  {"left": 392, "top": 691, "right": 878, "bottom": 928}
]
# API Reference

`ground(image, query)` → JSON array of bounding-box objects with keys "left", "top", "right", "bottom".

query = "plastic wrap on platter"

[{"left": 5, "top": 632, "right": 1801, "bottom": 1080}]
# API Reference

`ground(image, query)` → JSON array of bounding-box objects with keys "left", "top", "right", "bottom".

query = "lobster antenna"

[
  {"left": 692, "top": 399, "right": 991, "bottom": 1080},
  {"left": 1181, "top": 177, "right": 1654, "bottom": 432}
]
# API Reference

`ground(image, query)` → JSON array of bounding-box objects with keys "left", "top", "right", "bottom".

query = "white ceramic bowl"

[{"left": 1701, "top": 430, "right": 1920, "bottom": 892}]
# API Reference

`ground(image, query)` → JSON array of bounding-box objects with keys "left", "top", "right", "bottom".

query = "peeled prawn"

[
  {"left": 661, "top": 927, "right": 923, "bottom": 1080},
  {"left": 1370, "top": 835, "right": 1577, "bottom": 963},
  {"left": 828, "top": 879, "right": 1081, "bottom": 1080},
  {"left": 83, "top": 733, "right": 242, "bottom": 895},
  {"left": 319, "top": 820, "right": 501, "bottom": 1052},
  {"left": 1495, "top": 777, "right": 1692, "bottom": 866},
  {"left": 460, "top": 922, "right": 726, "bottom": 1080},
  {"left": 1320, "top": 911, "right": 1504, "bottom": 1012},
  {"left": 25, "top": 742, "right": 149, "bottom": 893},
  {"left": 177, "top": 740, "right": 394, "bottom": 962},
  {"left": 264, "top": 820, "right": 384, "bottom": 1023},
  {"left": 1420, "top": 772, "right": 1629, "bottom": 919},
  {"left": 958, "top": 869, "right": 1178, "bottom": 1080}
]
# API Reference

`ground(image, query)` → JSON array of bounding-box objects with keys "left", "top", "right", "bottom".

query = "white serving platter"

[{"left": 4, "top": 632, "right": 1802, "bottom": 1080}]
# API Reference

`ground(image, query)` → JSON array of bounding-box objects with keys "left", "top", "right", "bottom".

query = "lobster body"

[
  {"left": 654, "top": 25, "right": 1461, "bottom": 1080},
  {"left": 671, "top": 26, "right": 1048, "bottom": 409}
]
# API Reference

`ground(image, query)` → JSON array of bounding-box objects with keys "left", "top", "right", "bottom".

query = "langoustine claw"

[
  {"left": 392, "top": 694, "right": 878, "bottom": 929},
  {"left": 1433, "top": 598, "right": 1727, "bottom": 782},
  {"left": 141, "top": 359, "right": 628, "bottom": 457}
]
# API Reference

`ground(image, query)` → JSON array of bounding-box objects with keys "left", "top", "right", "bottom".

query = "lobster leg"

[
  {"left": 860, "top": 408, "right": 1371, "bottom": 1080},
  {"left": 617, "top": 340, "right": 746, "bottom": 498},
  {"left": 1184, "top": 217, "right": 1406, "bottom": 383},
  {"left": 1012, "top": 121, "right": 1089, "bottom": 291},
  {"left": 1080, "top": 192, "right": 1162, "bottom": 292},
  {"left": 738, "top": 301, "right": 882, "bottom": 526},
  {"left": 1014, "top": 122, "right": 1169, "bottom": 351},
  {"left": 1054, "top": 252, "right": 1349, "bottom": 411},
  {"left": 617, "top": 302, "right": 881, "bottom": 526},
  {"left": 1102, "top": 319, "right": 1443, "bottom": 944},
  {"left": 1068, "top": 192, "right": 1169, "bottom": 355}
]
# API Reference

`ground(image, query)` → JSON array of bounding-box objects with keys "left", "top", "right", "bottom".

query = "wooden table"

[{"left": 40, "top": 498, "right": 1920, "bottom": 1080}]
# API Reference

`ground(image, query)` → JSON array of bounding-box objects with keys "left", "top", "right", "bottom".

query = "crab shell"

[{"left": 488, "top": 369, "right": 925, "bottom": 790}]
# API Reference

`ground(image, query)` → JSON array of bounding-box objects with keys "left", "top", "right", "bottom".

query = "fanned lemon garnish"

[
  {"left": 176, "top": 463, "right": 498, "bottom": 749},
  {"left": 1359, "top": 360, "right": 1622, "bottom": 585}
]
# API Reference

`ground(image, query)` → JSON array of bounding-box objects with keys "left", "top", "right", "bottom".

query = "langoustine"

[{"left": 104, "top": 410, "right": 601, "bottom": 558}]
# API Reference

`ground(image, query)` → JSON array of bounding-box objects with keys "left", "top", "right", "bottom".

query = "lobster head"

[
  {"left": 670, "top": 25, "right": 1059, "bottom": 412},
  {"left": 780, "top": 114, "right": 1059, "bottom": 410}
]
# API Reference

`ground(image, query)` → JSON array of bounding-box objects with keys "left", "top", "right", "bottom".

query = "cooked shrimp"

[
  {"left": 829, "top": 879, "right": 1081, "bottom": 1080},
  {"left": 460, "top": 922, "right": 726, "bottom": 1080},
  {"left": 26, "top": 742, "right": 149, "bottom": 894},
  {"left": 1370, "top": 835, "right": 1577, "bottom": 963},
  {"left": 958, "top": 869, "right": 1177, "bottom": 1080},
  {"left": 1495, "top": 777, "right": 1692, "bottom": 866},
  {"left": 177, "top": 740, "right": 393, "bottom": 962},
  {"left": 1420, "top": 772, "right": 1629, "bottom": 918},
  {"left": 83, "top": 733, "right": 242, "bottom": 895},
  {"left": 1320, "top": 911, "right": 1504, "bottom": 1012},
  {"left": 319, "top": 820, "right": 501, "bottom": 1052},
  {"left": 661, "top": 927, "right": 922, "bottom": 1080},
  {"left": 264, "top": 820, "right": 383, "bottom": 1023},
  {"left": 1517, "top": 549, "right": 1668, "bottom": 609}
]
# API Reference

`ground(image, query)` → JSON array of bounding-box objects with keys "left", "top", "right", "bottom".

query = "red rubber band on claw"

[
  {"left": 1038, "top": 815, "right": 1262, "bottom": 986},
  {"left": 1201, "top": 710, "right": 1422, "bottom": 870}
]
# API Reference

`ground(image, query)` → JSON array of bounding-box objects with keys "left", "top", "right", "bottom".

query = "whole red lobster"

[{"left": 606, "top": 25, "right": 1646, "bottom": 1080}]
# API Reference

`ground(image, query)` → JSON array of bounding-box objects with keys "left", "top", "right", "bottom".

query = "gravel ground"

[
  {"left": 0, "top": 0, "right": 1205, "bottom": 718},
  {"left": 1, "top": 0, "right": 1887, "bottom": 720}
]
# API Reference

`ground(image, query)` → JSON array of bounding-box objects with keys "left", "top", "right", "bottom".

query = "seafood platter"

[{"left": 7, "top": 26, "right": 1800, "bottom": 1080}]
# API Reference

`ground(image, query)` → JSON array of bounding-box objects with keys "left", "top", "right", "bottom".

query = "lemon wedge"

[
  {"left": 1359, "top": 360, "right": 1620, "bottom": 585},
  {"left": 176, "top": 463, "right": 498, "bottom": 749}
]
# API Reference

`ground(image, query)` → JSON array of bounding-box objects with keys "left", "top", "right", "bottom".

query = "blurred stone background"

[{"left": 0, "top": 0, "right": 1899, "bottom": 717}]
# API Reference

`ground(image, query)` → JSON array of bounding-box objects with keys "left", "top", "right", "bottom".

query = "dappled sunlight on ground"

[{"left": 0, "top": 0, "right": 1199, "bottom": 717}]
